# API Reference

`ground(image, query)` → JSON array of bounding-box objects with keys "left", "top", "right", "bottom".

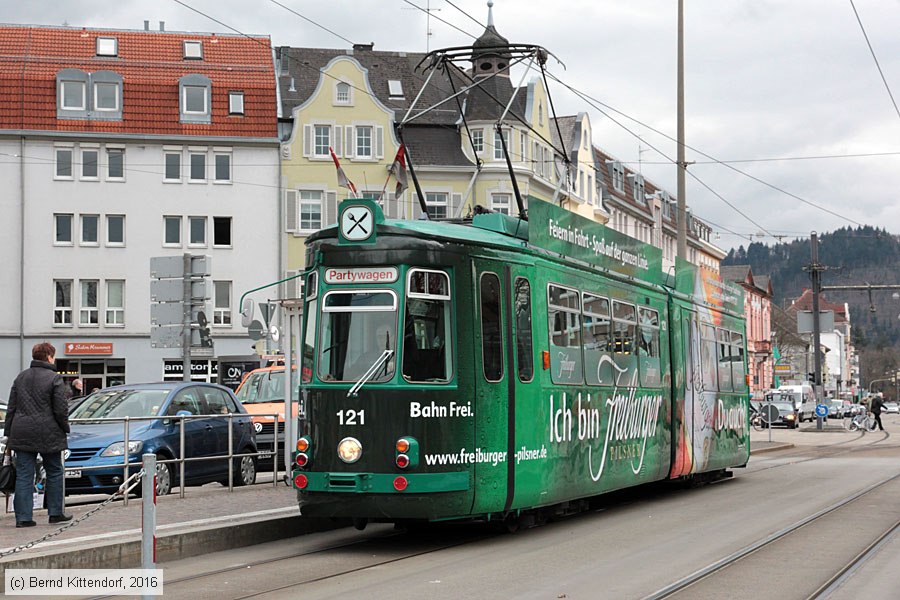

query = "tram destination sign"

[{"left": 528, "top": 198, "right": 663, "bottom": 284}]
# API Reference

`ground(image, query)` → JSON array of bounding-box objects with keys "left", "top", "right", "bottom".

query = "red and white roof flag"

[
  {"left": 330, "top": 147, "right": 358, "bottom": 196},
  {"left": 391, "top": 144, "right": 408, "bottom": 197}
]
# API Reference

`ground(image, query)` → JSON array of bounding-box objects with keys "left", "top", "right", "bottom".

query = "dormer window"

[
  {"left": 334, "top": 81, "right": 351, "bottom": 105},
  {"left": 388, "top": 79, "right": 403, "bottom": 98},
  {"left": 607, "top": 160, "right": 625, "bottom": 192},
  {"left": 628, "top": 174, "right": 645, "bottom": 203},
  {"left": 538, "top": 102, "right": 544, "bottom": 126},
  {"left": 183, "top": 40, "right": 203, "bottom": 60},
  {"left": 94, "top": 82, "right": 119, "bottom": 111},
  {"left": 61, "top": 80, "right": 86, "bottom": 110},
  {"left": 96, "top": 37, "right": 118, "bottom": 57},
  {"left": 179, "top": 74, "right": 212, "bottom": 124}
]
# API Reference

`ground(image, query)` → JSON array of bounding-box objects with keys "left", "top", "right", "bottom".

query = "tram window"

[
  {"left": 480, "top": 273, "right": 503, "bottom": 382},
  {"left": 716, "top": 328, "right": 734, "bottom": 391},
  {"left": 403, "top": 269, "right": 453, "bottom": 382},
  {"left": 700, "top": 323, "right": 718, "bottom": 390},
  {"left": 638, "top": 307, "right": 661, "bottom": 387},
  {"left": 301, "top": 272, "right": 318, "bottom": 383},
  {"left": 611, "top": 301, "right": 637, "bottom": 384},
  {"left": 583, "top": 293, "right": 612, "bottom": 385},
  {"left": 548, "top": 284, "right": 582, "bottom": 384},
  {"left": 515, "top": 278, "right": 533, "bottom": 382},
  {"left": 731, "top": 331, "right": 747, "bottom": 392},
  {"left": 318, "top": 290, "right": 397, "bottom": 383}
]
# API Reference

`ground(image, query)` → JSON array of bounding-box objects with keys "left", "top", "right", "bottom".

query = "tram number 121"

[{"left": 336, "top": 409, "right": 366, "bottom": 425}]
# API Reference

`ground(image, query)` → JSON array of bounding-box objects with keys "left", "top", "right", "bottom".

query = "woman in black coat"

[{"left": 6, "top": 342, "right": 71, "bottom": 527}]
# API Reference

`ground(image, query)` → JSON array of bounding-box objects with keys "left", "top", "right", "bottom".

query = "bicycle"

[
  {"left": 847, "top": 411, "right": 877, "bottom": 432},
  {"left": 750, "top": 407, "right": 766, "bottom": 431}
]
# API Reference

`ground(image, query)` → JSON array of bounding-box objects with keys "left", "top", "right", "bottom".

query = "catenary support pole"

[{"left": 141, "top": 452, "right": 157, "bottom": 600}]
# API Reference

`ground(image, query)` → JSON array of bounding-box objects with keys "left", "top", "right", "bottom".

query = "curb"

[
  {"left": 750, "top": 443, "right": 794, "bottom": 455},
  {"left": 0, "top": 513, "right": 348, "bottom": 591}
]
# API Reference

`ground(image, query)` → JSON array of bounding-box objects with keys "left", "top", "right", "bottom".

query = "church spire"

[{"left": 472, "top": 0, "right": 510, "bottom": 78}]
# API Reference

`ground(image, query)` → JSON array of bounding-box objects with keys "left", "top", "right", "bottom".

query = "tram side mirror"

[{"left": 241, "top": 298, "right": 255, "bottom": 327}]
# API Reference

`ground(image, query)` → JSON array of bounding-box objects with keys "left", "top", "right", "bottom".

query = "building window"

[
  {"left": 425, "top": 192, "right": 448, "bottom": 219},
  {"left": 106, "top": 280, "right": 124, "bottom": 326},
  {"left": 106, "top": 215, "right": 125, "bottom": 246},
  {"left": 213, "top": 216, "right": 232, "bottom": 247},
  {"left": 335, "top": 82, "right": 351, "bottom": 104},
  {"left": 96, "top": 37, "right": 117, "bottom": 56},
  {"left": 189, "top": 216, "right": 207, "bottom": 246},
  {"left": 189, "top": 153, "right": 206, "bottom": 181},
  {"left": 519, "top": 132, "right": 526, "bottom": 162},
  {"left": 80, "top": 280, "right": 99, "bottom": 326},
  {"left": 213, "top": 281, "right": 232, "bottom": 326},
  {"left": 164, "top": 216, "right": 181, "bottom": 246},
  {"left": 184, "top": 86, "right": 207, "bottom": 114},
  {"left": 471, "top": 129, "right": 484, "bottom": 153},
  {"left": 164, "top": 151, "right": 181, "bottom": 181},
  {"left": 228, "top": 91, "right": 244, "bottom": 115},
  {"left": 493, "top": 129, "right": 510, "bottom": 160},
  {"left": 491, "top": 193, "right": 511, "bottom": 215},
  {"left": 81, "top": 148, "right": 99, "bottom": 179},
  {"left": 81, "top": 215, "right": 99, "bottom": 245},
  {"left": 299, "top": 191, "right": 322, "bottom": 231},
  {"left": 183, "top": 40, "right": 203, "bottom": 60},
  {"left": 55, "top": 214, "right": 73, "bottom": 245},
  {"left": 60, "top": 81, "right": 86, "bottom": 110},
  {"left": 538, "top": 102, "right": 543, "bottom": 126},
  {"left": 356, "top": 126, "right": 372, "bottom": 157},
  {"left": 388, "top": 79, "right": 403, "bottom": 98},
  {"left": 107, "top": 148, "right": 124, "bottom": 180},
  {"left": 56, "top": 148, "right": 73, "bottom": 179},
  {"left": 54, "top": 280, "right": 73, "bottom": 325},
  {"left": 314, "top": 125, "right": 331, "bottom": 157},
  {"left": 213, "top": 153, "right": 231, "bottom": 182},
  {"left": 94, "top": 82, "right": 119, "bottom": 111}
]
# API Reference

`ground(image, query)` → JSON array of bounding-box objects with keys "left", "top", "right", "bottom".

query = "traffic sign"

[
  {"left": 151, "top": 325, "right": 183, "bottom": 348},
  {"left": 815, "top": 404, "right": 829, "bottom": 418},
  {"left": 151, "top": 279, "right": 184, "bottom": 303},
  {"left": 247, "top": 320, "right": 265, "bottom": 341},
  {"left": 761, "top": 403, "right": 779, "bottom": 424},
  {"left": 151, "top": 302, "right": 185, "bottom": 326},
  {"left": 150, "top": 256, "right": 186, "bottom": 279}
]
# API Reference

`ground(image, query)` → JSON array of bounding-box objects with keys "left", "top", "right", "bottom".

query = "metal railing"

[{"left": 63, "top": 412, "right": 285, "bottom": 506}]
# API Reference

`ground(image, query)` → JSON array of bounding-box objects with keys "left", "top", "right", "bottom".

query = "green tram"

[{"left": 292, "top": 197, "right": 749, "bottom": 527}]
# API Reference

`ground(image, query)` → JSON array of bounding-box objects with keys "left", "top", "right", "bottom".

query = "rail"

[{"left": 61, "top": 412, "right": 286, "bottom": 506}]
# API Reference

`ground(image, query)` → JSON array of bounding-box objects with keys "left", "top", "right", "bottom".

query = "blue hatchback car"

[{"left": 65, "top": 382, "right": 257, "bottom": 496}]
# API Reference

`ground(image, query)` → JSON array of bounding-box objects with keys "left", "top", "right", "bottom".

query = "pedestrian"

[
  {"left": 68, "top": 378, "right": 83, "bottom": 400},
  {"left": 5, "top": 342, "right": 72, "bottom": 528},
  {"left": 871, "top": 393, "right": 886, "bottom": 431}
]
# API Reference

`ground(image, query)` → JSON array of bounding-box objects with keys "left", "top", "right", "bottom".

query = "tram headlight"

[{"left": 337, "top": 437, "right": 362, "bottom": 464}]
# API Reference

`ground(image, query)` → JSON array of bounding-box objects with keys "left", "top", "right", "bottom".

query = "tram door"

[
  {"left": 471, "top": 261, "right": 512, "bottom": 515},
  {"left": 670, "top": 306, "right": 700, "bottom": 478}
]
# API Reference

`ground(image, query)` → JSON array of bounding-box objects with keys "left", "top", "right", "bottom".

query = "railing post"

[
  {"left": 273, "top": 416, "right": 279, "bottom": 488},
  {"left": 179, "top": 417, "right": 186, "bottom": 499},
  {"left": 141, "top": 452, "right": 157, "bottom": 591},
  {"left": 123, "top": 417, "right": 130, "bottom": 507},
  {"left": 227, "top": 413, "right": 234, "bottom": 491}
]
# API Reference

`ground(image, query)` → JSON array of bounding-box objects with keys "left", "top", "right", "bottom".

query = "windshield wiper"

[{"left": 347, "top": 349, "right": 394, "bottom": 398}]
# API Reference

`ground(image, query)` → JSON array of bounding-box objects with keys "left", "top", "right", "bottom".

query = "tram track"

[{"left": 642, "top": 470, "right": 900, "bottom": 600}]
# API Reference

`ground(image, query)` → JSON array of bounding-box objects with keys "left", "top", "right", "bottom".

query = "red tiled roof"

[{"left": 0, "top": 25, "right": 277, "bottom": 137}]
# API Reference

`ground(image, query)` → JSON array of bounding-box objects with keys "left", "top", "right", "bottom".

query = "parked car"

[
  {"left": 883, "top": 401, "right": 900, "bottom": 414},
  {"left": 65, "top": 382, "right": 257, "bottom": 496},
  {"left": 827, "top": 400, "right": 845, "bottom": 419},
  {"left": 233, "top": 365, "right": 299, "bottom": 470}
]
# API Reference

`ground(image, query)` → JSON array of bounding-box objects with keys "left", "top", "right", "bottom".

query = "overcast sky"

[{"left": 5, "top": 0, "right": 900, "bottom": 250}]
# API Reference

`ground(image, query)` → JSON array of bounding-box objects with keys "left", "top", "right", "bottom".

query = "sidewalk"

[{"left": 0, "top": 477, "right": 339, "bottom": 587}]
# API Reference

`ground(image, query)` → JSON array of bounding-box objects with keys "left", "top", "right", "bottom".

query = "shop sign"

[{"left": 64, "top": 342, "right": 113, "bottom": 355}]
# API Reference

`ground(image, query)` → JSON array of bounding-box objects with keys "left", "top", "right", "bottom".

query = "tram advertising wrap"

[{"left": 291, "top": 198, "right": 749, "bottom": 528}]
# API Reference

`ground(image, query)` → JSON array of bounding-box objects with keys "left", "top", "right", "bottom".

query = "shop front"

[{"left": 56, "top": 341, "right": 125, "bottom": 393}]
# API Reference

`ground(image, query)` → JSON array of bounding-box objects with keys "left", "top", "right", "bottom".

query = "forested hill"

[{"left": 722, "top": 226, "right": 900, "bottom": 383}]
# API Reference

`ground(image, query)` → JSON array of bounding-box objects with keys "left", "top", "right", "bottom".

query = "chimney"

[
  {"left": 352, "top": 43, "right": 374, "bottom": 51},
  {"left": 159, "top": 21, "right": 165, "bottom": 31},
  {"left": 144, "top": 20, "right": 150, "bottom": 31}
]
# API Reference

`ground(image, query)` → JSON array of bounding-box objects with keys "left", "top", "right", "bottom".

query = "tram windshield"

[{"left": 318, "top": 290, "right": 397, "bottom": 382}]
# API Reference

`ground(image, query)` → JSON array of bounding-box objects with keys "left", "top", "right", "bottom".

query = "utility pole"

[
  {"left": 676, "top": 0, "right": 687, "bottom": 260},
  {"left": 807, "top": 232, "right": 825, "bottom": 430}
]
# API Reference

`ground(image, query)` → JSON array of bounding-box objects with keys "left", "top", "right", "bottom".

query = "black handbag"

[{"left": 0, "top": 451, "right": 15, "bottom": 493}]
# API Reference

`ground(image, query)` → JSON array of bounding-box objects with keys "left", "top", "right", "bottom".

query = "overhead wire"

[{"left": 848, "top": 0, "right": 900, "bottom": 125}]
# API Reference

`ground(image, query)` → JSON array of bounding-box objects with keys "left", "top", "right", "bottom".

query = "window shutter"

[
  {"left": 283, "top": 270, "right": 300, "bottom": 299},
  {"left": 345, "top": 126, "right": 354, "bottom": 159},
  {"left": 334, "top": 125, "right": 342, "bottom": 156},
  {"left": 375, "top": 127, "right": 384, "bottom": 159},
  {"left": 325, "top": 191, "right": 337, "bottom": 226},
  {"left": 284, "top": 190, "right": 297, "bottom": 232},
  {"left": 303, "top": 125, "right": 312, "bottom": 157},
  {"left": 451, "top": 193, "right": 462, "bottom": 218},
  {"left": 411, "top": 194, "right": 423, "bottom": 220},
  {"left": 384, "top": 192, "right": 397, "bottom": 219}
]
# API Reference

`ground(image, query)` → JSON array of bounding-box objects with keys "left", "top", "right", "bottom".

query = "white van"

[{"left": 778, "top": 384, "right": 818, "bottom": 422}]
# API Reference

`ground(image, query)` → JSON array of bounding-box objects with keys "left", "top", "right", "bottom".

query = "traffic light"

[
  {"left": 808, "top": 373, "right": 815, "bottom": 382},
  {"left": 197, "top": 311, "right": 212, "bottom": 348}
]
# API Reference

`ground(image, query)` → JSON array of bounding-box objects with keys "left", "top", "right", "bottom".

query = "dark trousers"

[
  {"left": 13, "top": 451, "right": 65, "bottom": 522},
  {"left": 873, "top": 413, "right": 884, "bottom": 431}
]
